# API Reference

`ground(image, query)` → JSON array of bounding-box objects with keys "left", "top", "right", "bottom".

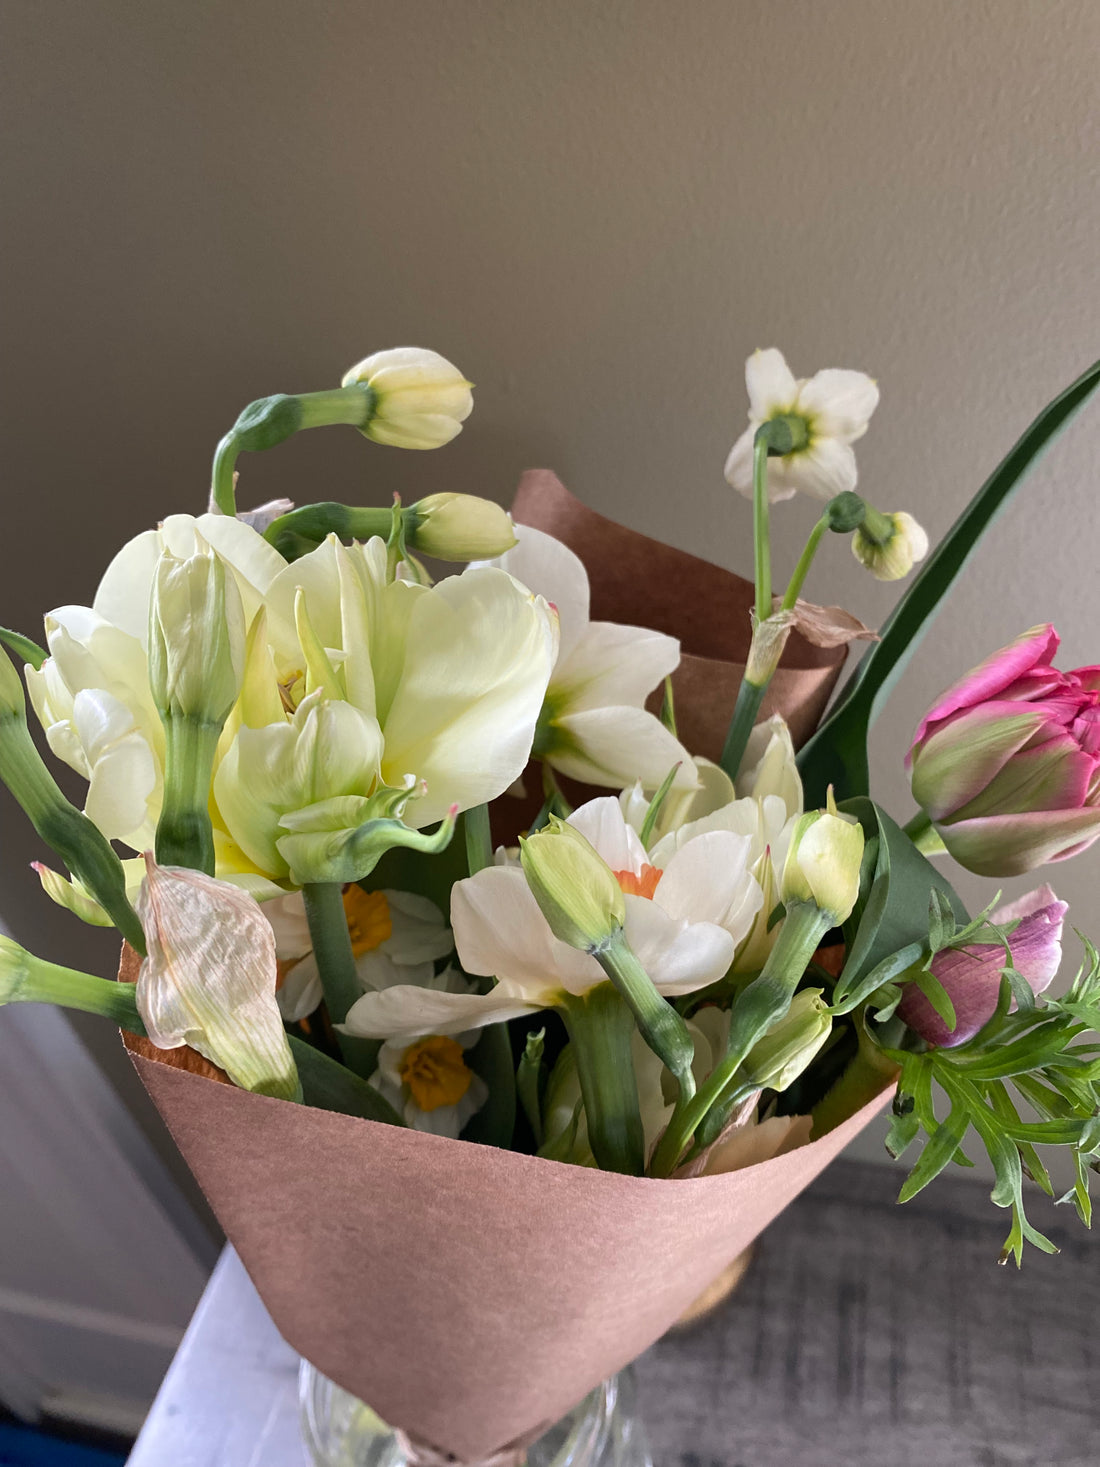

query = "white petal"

[
  {"left": 341, "top": 981, "right": 542, "bottom": 1040},
  {"left": 723, "top": 427, "right": 756, "bottom": 496},
  {"left": 737, "top": 716, "right": 803, "bottom": 819},
  {"left": 566, "top": 797, "right": 648, "bottom": 877},
  {"left": 355, "top": 953, "right": 435, "bottom": 992},
  {"left": 276, "top": 955, "right": 323, "bottom": 1022},
  {"left": 553, "top": 622, "right": 681, "bottom": 712},
  {"left": 781, "top": 438, "right": 858, "bottom": 500},
  {"left": 263, "top": 891, "right": 313, "bottom": 962},
  {"left": 380, "top": 568, "right": 555, "bottom": 826},
  {"left": 745, "top": 348, "right": 799, "bottom": 420},
  {"left": 796, "top": 369, "right": 879, "bottom": 442},
  {"left": 481, "top": 525, "right": 591, "bottom": 665},
  {"left": 548, "top": 706, "right": 697, "bottom": 792},
  {"left": 71, "top": 689, "right": 159, "bottom": 843},
  {"left": 622, "top": 896, "right": 734, "bottom": 996},
  {"left": 381, "top": 889, "right": 453, "bottom": 963},
  {"left": 656, "top": 830, "right": 763, "bottom": 946},
  {"left": 450, "top": 866, "right": 599, "bottom": 998}
]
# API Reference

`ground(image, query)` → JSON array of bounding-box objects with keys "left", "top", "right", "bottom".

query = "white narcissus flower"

[
  {"left": 342, "top": 348, "right": 473, "bottom": 450},
  {"left": 135, "top": 857, "right": 300, "bottom": 1100},
  {"left": 478, "top": 525, "right": 697, "bottom": 794},
  {"left": 724, "top": 348, "right": 879, "bottom": 503},
  {"left": 266, "top": 885, "right": 454, "bottom": 1022},
  {"left": 370, "top": 967, "right": 489, "bottom": 1138},
  {"left": 341, "top": 795, "right": 761, "bottom": 1041}
]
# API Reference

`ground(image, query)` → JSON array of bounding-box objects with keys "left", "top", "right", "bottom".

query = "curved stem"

[
  {"left": 781, "top": 513, "right": 831, "bottom": 611},
  {"left": 903, "top": 810, "right": 947, "bottom": 856},
  {"left": 210, "top": 434, "right": 240, "bottom": 516}
]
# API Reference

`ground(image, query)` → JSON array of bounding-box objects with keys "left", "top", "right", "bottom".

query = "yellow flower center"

[
  {"left": 342, "top": 887, "right": 393, "bottom": 956},
  {"left": 399, "top": 1035, "right": 472, "bottom": 1112},
  {"left": 614, "top": 864, "right": 662, "bottom": 899}
]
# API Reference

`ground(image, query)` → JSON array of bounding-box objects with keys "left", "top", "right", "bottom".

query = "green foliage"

[{"left": 289, "top": 1035, "right": 403, "bottom": 1127}]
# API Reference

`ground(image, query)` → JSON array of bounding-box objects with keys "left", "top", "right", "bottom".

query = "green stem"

[
  {"left": 810, "top": 1019, "right": 900, "bottom": 1137},
  {"left": 718, "top": 675, "right": 767, "bottom": 784},
  {"left": 2, "top": 948, "right": 145, "bottom": 1032},
  {"left": 561, "top": 985, "right": 645, "bottom": 1176},
  {"left": 781, "top": 514, "right": 831, "bottom": 611},
  {"left": 0, "top": 713, "right": 145, "bottom": 953},
  {"left": 301, "top": 881, "right": 377, "bottom": 1080},
  {"left": 752, "top": 431, "right": 772, "bottom": 621},
  {"left": 596, "top": 932, "right": 695, "bottom": 1105},
  {"left": 464, "top": 803, "right": 493, "bottom": 876},
  {"left": 649, "top": 902, "right": 832, "bottom": 1176},
  {"left": 154, "top": 716, "right": 222, "bottom": 875},
  {"left": 263, "top": 503, "right": 394, "bottom": 559},
  {"left": 903, "top": 810, "right": 947, "bottom": 857}
]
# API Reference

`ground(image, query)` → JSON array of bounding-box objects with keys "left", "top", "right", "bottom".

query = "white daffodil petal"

[
  {"left": 723, "top": 427, "right": 757, "bottom": 496},
  {"left": 566, "top": 796, "right": 649, "bottom": 877},
  {"left": 782, "top": 439, "right": 859, "bottom": 500},
  {"left": 276, "top": 956, "right": 323, "bottom": 1022},
  {"left": 554, "top": 622, "right": 681, "bottom": 713},
  {"left": 622, "top": 896, "right": 734, "bottom": 996},
  {"left": 341, "top": 982, "right": 543, "bottom": 1040},
  {"left": 356, "top": 953, "right": 435, "bottom": 992},
  {"left": 655, "top": 830, "right": 762, "bottom": 946},
  {"left": 746, "top": 348, "right": 799, "bottom": 419},
  {"left": 263, "top": 892, "right": 314, "bottom": 962},
  {"left": 549, "top": 706, "right": 698, "bottom": 792},
  {"left": 136, "top": 861, "right": 300, "bottom": 1100},
  {"left": 482, "top": 524, "right": 591, "bottom": 664},
  {"left": 796, "top": 369, "right": 879, "bottom": 442},
  {"left": 380, "top": 568, "right": 555, "bottom": 826},
  {"left": 381, "top": 890, "right": 453, "bottom": 963},
  {"left": 451, "top": 865, "right": 599, "bottom": 998}
]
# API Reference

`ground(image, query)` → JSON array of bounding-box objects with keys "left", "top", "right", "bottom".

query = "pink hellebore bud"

[
  {"left": 898, "top": 885, "right": 1067, "bottom": 1048},
  {"left": 907, "top": 625, "right": 1100, "bottom": 876}
]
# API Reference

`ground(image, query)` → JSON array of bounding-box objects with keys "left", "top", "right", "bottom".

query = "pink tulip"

[
  {"left": 907, "top": 624, "right": 1100, "bottom": 876},
  {"left": 897, "top": 885, "right": 1067, "bottom": 1048}
]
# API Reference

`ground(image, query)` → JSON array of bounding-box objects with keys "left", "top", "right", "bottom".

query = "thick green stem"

[
  {"left": 596, "top": 932, "right": 695, "bottom": 1105},
  {"left": 649, "top": 902, "right": 832, "bottom": 1176},
  {"left": 811, "top": 1019, "right": 900, "bottom": 1137},
  {"left": 718, "top": 675, "right": 768, "bottom": 784},
  {"left": 301, "top": 881, "right": 377, "bottom": 1079},
  {"left": 781, "top": 514, "right": 831, "bottom": 611},
  {"left": 561, "top": 985, "right": 645, "bottom": 1176},
  {"left": 903, "top": 810, "right": 947, "bottom": 857},
  {"left": 263, "top": 503, "right": 394, "bottom": 559},
  {"left": 0, "top": 712, "right": 145, "bottom": 953},
  {"left": 2, "top": 948, "right": 145, "bottom": 1032},
  {"left": 154, "top": 716, "right": 222, "bottom": 875},
  {"left": 464, "top": 803, "right": 493, "bottom": 876}
]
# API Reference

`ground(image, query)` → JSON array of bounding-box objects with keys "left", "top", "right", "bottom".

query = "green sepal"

[
  {"left": 0, "top": 627, "right": 47, "bottom": 671},
  {"left": 517, "top": 1027, "right": 547, "bottom": 1147}
]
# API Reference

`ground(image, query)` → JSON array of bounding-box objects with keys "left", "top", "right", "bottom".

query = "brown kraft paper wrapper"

[
  {"left": 123, "top": 956, "right": 892, "bottom": 1460},
  {"left": 511, "top": 469, "right": 855, "bottom": 756}
]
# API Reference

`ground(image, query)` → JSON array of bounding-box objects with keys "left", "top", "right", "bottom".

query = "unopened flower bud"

[
  {"left": 520, "top": 815, "right": 626, "bottom": 952},
  {"left": 148, "top": 541, "right": 244, "bottom": 723},
  {"left": 742, "top": 987, "right": 831, "bottom": 1090},
  {"left": 341, "top": 348, "right": 473, "bottom": 450},
  {"left": 781, "top": 790, "right": 864, "bottom": 923},
  {"left": 408, "top": 494, "right": 517, "bottom": 561},
  {"left": 851, "top": 509, "right": 928, "bottom": 582}
]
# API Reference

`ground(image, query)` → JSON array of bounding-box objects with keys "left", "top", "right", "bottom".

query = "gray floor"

[{"left": 128, "top": 1160, "right": 1098, "bottom": 1467}]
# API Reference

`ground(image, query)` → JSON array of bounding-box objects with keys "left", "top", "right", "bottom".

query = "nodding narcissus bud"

[
  {"left": 780, "top": 790, "right": 864, "bottom": 924},
  {"left": 741, "top": 988, "right": 832, "bottom": 1090},
  {"left": 520, "top": 816, "right": 626, "bottom": 953},
  {"left": 341, "top": 348, "right": 473, "bottom": 450},
  {"left": 851, "top": 508, "right": 929, "bottom": 582},
  {"left": 407, "top": 494, "right": 517, "bottom": 561}
]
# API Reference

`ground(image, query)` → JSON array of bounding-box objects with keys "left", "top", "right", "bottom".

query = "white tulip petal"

[
  {"left": 554, "top": 622, "right": 681, "bottom": 713},
  {"left": 548, "top": 706, "right": 698, "bottom": 792},
  {"left": 482, "top": 525, "right": 591, "bottom": 664},
  {"left": 381, "top": 568, "right": 555, "bottom": 826},
  {"left": 796, "top": 369, "right": 879, "bottom": 442},
  {"left": 622, "top": 896, "right": 734, "bottom": 996},
  {"left": 451, "top": 865, "right": 599, "bottom": 998},
  {"left": 566, "top": 797, "right": 648, "bottom": 877},
  {"left": 342, "top": 981, "right": 543, "bottom": 1040},
  {"left": 745, "top": 348, "right": 799, "bottom": 420},
  {"left": 70, "top": 689, "right": 159, "bottom": 843},
  {"left": 655, "top": 830, "right": 762, "bottom": 946}
]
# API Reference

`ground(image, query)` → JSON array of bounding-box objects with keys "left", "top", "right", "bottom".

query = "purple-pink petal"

[{"left": 897, "top": 888, "right": 1066, "bottom": 1048}]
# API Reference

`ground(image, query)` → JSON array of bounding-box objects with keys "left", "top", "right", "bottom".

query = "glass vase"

[{"left": 299, "top": 1359, "right": 652, "bottom": 1467}]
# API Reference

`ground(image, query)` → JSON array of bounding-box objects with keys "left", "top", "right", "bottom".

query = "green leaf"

[
  {"left": 897, "top": 1101, "right": 971, "bottom": 1202},
  {"left": 927, "top": 888, "right": 956, "bottom": 954},
  {"left": 288, "top": 1036, "right": 403, "bottom": 1126},
  {"left": 0, "top": 627, "right": 48, "bottom": 671},
  {"left": 799, "top": 357, "right": 1100, "bottom": 805},
  {"left": 517, "top": 1027, "right": 546, "bottom": 1147},
  {"left": 913, "top": 968, "right": 958, "bottom": 1035},
  {"left": 462, "top": 1020, "right": 517, "bottom": 1148}
]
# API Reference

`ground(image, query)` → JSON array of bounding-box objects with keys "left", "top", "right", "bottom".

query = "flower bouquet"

[{"left": 3, "top": 343, "right": 1100, "bottom": 1465}]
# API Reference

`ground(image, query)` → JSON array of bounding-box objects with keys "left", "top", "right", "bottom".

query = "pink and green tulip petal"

[{"left": 936, "top": 805, "right": 1100, "bottom": 877}]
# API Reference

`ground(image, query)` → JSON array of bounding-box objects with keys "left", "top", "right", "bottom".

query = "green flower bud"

[
  {"left": 520, "top": 816, "right": 626, "bottom": 952},
  {"left": 408, "top": 494, "right": 517, "bottom": 561},
  {"left": 781, "top": 790, "right": 864, "bottom": 923},
  {"left": 149, "top": 541, "right": 244, "bottom": 724},
  {"left": 851, "top": 509, "right": 929, "bottom": 582},
  {"left": 742, "top": 988, "right": 832, "bottom": 1091}
]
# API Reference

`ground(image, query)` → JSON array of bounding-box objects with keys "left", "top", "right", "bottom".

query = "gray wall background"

[{"left": 2, "top": 0, "right": 1099, "bottom": 1183}]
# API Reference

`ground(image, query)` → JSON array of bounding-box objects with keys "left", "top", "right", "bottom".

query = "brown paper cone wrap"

[
  {"left": 122, "top": 954, "right": 891, "bottom": 1459},
  {"left": 512, "top": 470, "right": 850, "bottom": 755}
]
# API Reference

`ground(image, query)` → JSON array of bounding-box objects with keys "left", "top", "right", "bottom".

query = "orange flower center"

[
  {"left": 400, "top": 1035, "right": 472, "bottom": 1112},
  {"left": 343, "top": 887, "right": 393, "bottom": 957},
  {"left": 614, "top": 864, "right": 662, "bottom": 899}
]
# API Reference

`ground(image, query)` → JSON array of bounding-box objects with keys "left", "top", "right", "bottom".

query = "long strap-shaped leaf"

[{"left": 799, "top": 357, "right": 1100, "bottom": 806}]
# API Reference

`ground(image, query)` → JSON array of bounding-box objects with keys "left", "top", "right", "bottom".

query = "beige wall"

[{"left": 3, "top": 1, "right": 1099, "bottom": 1172}]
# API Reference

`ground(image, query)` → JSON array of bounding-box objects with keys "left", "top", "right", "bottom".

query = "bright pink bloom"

[
  {"left": 907, "top": 625, "right": 1100, "bottom": 876},
  {"left": 897, "top": 885, "right": 1067, "bottom": 1048}
]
